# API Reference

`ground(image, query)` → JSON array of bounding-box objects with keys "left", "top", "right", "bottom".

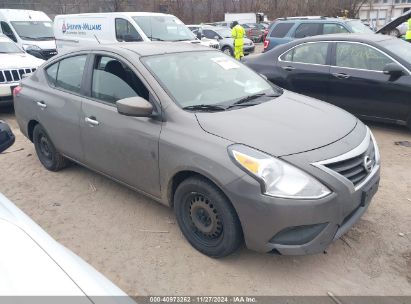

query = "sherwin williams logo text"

[{"left": 62, "top": 21, "right": 102, "bottom": 33}]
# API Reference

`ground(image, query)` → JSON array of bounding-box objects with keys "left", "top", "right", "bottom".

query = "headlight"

[
  {"left": 23, "top": 44, "right": 41, "bottom": 51},
  {"left": 228, "top": 144, "right": 331, "bottom": 199}
]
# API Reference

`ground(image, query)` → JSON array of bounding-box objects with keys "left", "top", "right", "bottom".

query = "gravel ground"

[{"left": 0, "top": 43, "right": 410, "bottom": 296}]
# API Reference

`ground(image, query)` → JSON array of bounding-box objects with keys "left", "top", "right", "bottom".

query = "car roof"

[
  {"left": 55, "top": 12, "right": 174, "bottom": 18},
  {"left": 64, "top": 42, "right": 214, "bottom": 57},
  {"left": 295, "top": 33, "right": 394, "bottom": 43},
  {"left": 275, "top": 17, "right": 356, "bottom": 23},
  {"left": 203, "top": 26, "right": 229, "bottom": 31}
]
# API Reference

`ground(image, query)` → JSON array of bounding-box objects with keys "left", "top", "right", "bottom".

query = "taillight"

[
  {"left": 264, "top": 39, "right": 270, "bottom": 49},
  {"left": 13, "top": 86, "right": 22, "bottom": 98}
]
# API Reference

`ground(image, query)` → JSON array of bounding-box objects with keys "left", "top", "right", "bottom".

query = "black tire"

[
  {"left": 174, "top": 176, "right": 243, "bottom": 258},
  {"left": 33, "top": 124, "right": 68, "bottom": 171},
  {"left": 389, "top": 29, "right": 400, "bottom": 37},
  {"left": 222, "top": 46, "right": 234, "bottom": 57}
]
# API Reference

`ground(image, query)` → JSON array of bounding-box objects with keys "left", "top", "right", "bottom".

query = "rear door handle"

[
  {"left": 85, "top": 116, "right": 99, "bottom": 126},
  {"left": 36, "top": 101, "right": 47, "bottom": 109},
  {"left": 282, "top": 66, "right": 295, "bottom": 71},
  {"left": 332, "top": 73, "right": 350, "bottom": 79}
]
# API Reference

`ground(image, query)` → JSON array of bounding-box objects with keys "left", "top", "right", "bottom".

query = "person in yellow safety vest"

[
  {"left": 406, "top": 18, "right": 411, "bottom": 42},
  {"left": 231, "top": 21, "right": 246, "bottom": 60}
]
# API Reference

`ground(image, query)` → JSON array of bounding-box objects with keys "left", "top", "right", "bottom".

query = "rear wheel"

[
  {"left": 389, "top": 29, "right": 400, "bottom": 37},
  {"left": 222, "top": 46, "right": 234, "bottom": 57},
  {"left": 33, "top": 124, "right": 69, "bottom": 171},
  {"left": 174, "top": 176, "right": 243, "bottom": 258}
]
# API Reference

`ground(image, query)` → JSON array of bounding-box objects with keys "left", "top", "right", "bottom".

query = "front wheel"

[
  {"left": 33, "top": 124, "right": 69, "bottom": 171},
  {"left": 222, "top": 46, "right": 234, "bottom": 57},
  {"left": 174, "top": 176, "right": 243, "bottom": 258}
]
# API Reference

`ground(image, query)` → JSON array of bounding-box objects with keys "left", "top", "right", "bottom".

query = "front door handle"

[
  {"left": 332, "top": 73, "right": 351, "bottom": 79},
  {"left": 36, "top": 101, "right": 47, "bottom": 109},
  {"left": 85, "top": 116, "right": 99, "bottom": 126},
  {"left": 282, "top": 66, "right": 295, "bottom": 71}
]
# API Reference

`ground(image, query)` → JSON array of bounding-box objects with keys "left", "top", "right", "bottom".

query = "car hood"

[
  {"left": 195, "top": 91, "right": 358, "bottom": 157},
  {"left": 20, "top": 39, "right": 56, "bottom": 50},
  {"left": 0, "top": 53, "right": 44, "bottom": 69},
  {"left": 377, "top": 10, "right": 411, "bottom": 34}
]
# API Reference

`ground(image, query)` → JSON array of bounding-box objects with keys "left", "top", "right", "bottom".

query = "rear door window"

[
  {"left": 91, "top": 55, "right": 149, "bottom": 104},
  {"left": 335, "top": 42, "right": 393, "bottom": 71},
  {"left": 202, "top": 29, "right": 217, "bottom": 39},
  {"left": 55, "top": 55, "right": 87, "bottom": 94},
  {"left": 294, "top": 23, "right": 322, "bottom": 38},
  {"left": 115, "top": 18, "right": 142, "bottom": 42},
  {"left": 270, "top": 23, "right": 294, "bottom": 38},
  {"left": 281, "top": 42, "right": 329, "bottom": 65}
]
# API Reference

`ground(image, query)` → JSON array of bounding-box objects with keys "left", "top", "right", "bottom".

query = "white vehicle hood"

[
  {"left": 0, "top": 53, "right": 44, "bottom": 69},
  {"left": 0, "top": 193, "right": 132, "bottom": 301},
  {"left": 21, "top": 39, "right": 56, "bottom": 50}
]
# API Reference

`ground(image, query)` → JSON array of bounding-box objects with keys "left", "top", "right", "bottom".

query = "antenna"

[{"left": 94, "top": 34, "right": 101, "bottom": 44}]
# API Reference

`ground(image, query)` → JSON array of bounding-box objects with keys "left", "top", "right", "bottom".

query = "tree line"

[{"left": 1, "top": 0, "right": 370, "bottom": 22}]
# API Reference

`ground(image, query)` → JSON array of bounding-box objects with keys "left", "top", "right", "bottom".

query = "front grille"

[
  {"left": 0, "top": 68, "right": 37, "bottom": 84},
  {"left": 41, "top": 49, "right": 58, "bottom": 59},
  {"left": 324, "top": 139, "right": 376, "bottom": 187}
]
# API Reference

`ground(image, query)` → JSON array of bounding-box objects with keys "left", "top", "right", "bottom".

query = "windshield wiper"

[
  {"left": 173, "top": 38, "right": 191, "bottom": 42},
  {"left": 183, "top": 104, "right": 227, "bottom": 112},
  {"left": 151, "top": 37, "right": 165, "bottom": 41},
  {"left": 228, "top": 92, "right": 281, "bottom": 109}
]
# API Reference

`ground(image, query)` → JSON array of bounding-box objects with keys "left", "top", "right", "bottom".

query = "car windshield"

[
  {"left": 142, "top": 52, "right": 281, "bottom": 109},
  {"left": 10, "top": 21, "right": 54, "bottom": 40},
  {"left": 133, "top": 15, "right": 196, "bottom": 41},
  {"left": 0, "top": 40, "right": 23, "bottom": 53},
  {"left": 380, "top": 38, "right": 411, "bottom": 65},
  {"left": 215, "top": 28, "right": 232, "bottom": 38},
  {"left": 346, "top": 20, "right": 374, "bottom": 33}
]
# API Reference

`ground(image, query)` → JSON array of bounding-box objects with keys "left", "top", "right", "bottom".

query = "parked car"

[
  {"left": 241, "top": 23, "right": 264, "bottom": 42},
  {"left": 54, "top": 12, "right": 219, "bottom": 52},
  {"left": 0, "top": 9, "right": 57, "bottom": 60},
  {"left": 0, "top": 120, "right": 14, "bottom": 151},
  {"left": 0, "top": 121, "right": 134, "bottom": 300},
  {"left": 264, "top": 17, "right": 374, "bottom": 52},
  {"left": 377, "top": 10, "right": 411, "bottom": 38},
  {"left": 0, "top": 34, "right": 44, "bottom": 106},
  {"left": 194, "top": 26, "right": 255, "bottom": 56},
  {"left": 14, "top": 42, "right": 380, "bottom": 258},
  {"left": 245, "top": 34, "right": 411, "bottom": 129}
]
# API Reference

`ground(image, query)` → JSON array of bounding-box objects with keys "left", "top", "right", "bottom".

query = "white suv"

[{"left": 0, "top": 34, "right": 44, "bottom": 105}]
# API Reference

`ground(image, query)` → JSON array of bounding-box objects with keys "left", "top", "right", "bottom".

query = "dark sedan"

[{"left": 244, "top": 34, "right": 411, "bottom": 129}]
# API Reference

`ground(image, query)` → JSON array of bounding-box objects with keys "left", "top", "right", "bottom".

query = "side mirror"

[
  {"left": 383, "top": 63, "right": 404, "bottom": 77},
  {"left": 117, "top": 97, "right": 153, "bottom": 117},
  {"left": 214, "top": 35, "right": 220, "bottom": 40},
  {"left": 0, "top": 121, "right": 15, "bottom": 153}
]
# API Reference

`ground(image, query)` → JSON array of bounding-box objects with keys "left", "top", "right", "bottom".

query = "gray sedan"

[
  {"left": 195, "top": 26, "right": 255, "bottom": 56},
  {"left": 14, "top": 43, "right": 380, "bottom": 257}
]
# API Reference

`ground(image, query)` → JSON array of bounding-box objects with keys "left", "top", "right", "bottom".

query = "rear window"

[
  {"left": 270, "top": 23, "right": 294, "bottom": 38},
  {"left": 294, "top": 23, "right": 322, "bottom": 38}
]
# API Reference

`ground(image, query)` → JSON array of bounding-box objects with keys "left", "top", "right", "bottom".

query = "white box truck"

[
  {"left": 0, "top": 9, "right": 57, "bottom": 60},
  {"left": 54, "top": 12, "right": 219, "bottom": 52},
  {"left": 224, "top": 12, "right": 266, "bottom": 24}
]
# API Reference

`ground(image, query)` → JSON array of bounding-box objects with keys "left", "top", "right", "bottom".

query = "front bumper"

[
  {"left": 0, "top": 83, "right": 17, "bottom": 105},
  {"left": 224, "top": 125, "right": 380, "bottom": 255}
]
